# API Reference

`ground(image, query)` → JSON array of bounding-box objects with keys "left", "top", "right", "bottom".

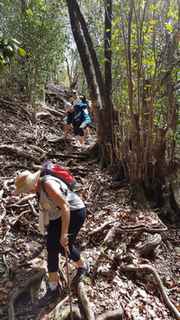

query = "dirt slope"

[{"left": 0, "top": 92, "right": 179, "bottom": 320}]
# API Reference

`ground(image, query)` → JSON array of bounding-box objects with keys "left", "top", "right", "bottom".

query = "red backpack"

[{"left": 40, "top": 161, "right": 77, "bottom": 191}]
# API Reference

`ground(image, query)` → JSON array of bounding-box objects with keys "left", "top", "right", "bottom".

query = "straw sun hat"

[{"left": 15, "top": 170, "right": 40, "bottom": 194}]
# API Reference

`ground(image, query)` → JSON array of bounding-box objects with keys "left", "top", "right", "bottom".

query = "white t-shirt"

[{"left": 39, "top": 176, "right": 85, "bottom": 221}]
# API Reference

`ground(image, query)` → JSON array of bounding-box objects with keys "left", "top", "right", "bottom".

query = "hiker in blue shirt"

[
  {"left": 63, "top": 90, "right": 81, "bottom": 139},
  {"left": 73, "top": 95, "right": 92, "bottom": 146}
]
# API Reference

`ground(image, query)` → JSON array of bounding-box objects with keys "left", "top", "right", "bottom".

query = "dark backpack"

[{"left": 40, "top": 161, "right": 77, "bottom": 191}]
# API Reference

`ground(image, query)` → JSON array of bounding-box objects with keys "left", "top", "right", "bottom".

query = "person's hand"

[{"left": 60, "top": 234, "right": 69, "bottom": 253}]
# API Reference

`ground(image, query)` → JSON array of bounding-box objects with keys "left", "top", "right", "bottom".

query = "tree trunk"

[
  {"left": 66, "top": 0, "right": 98, "bottom": 103},
  {"left": 73, "top": 0, "right": 105, "bottom": 106},
  {"left": 103, "top": 0, "right": 115, "bottom": 165},
  {"left": 67, "top": 0, "right": 116, "bottom": 166}
]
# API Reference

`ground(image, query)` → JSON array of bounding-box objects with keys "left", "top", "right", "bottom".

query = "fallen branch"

[
  {"left": 121, "top": 264, "right": 180, "bottom": 320},
  {"left": 77, "top": 282, "right": 95, "bottom": 320},
  {"left": 42, "top": 105, "right": 65, "bottom": 117}
]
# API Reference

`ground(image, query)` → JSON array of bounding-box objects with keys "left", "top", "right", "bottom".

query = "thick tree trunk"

[
  {"left": 66, "top": 0, "right": 98, "bottom": 103},
  {"left": 73, "top": 0, "right": 105, "bottom": 106},
  {"left": 102, "top": 0, "right": 115, "bottom": 165},
  {"left": 67, "top": 0, "right": 116, "bottom": 166}
]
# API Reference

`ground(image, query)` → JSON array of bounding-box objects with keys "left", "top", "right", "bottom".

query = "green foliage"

[
  {"left": 112, "top": 0, "right": 179, "bottom": 117},
  {"left": 0, "top": 0, "right": 68, "bottom": 99},
  {"left": 0, "top": 37, "right": 26, "bottom": 69}
]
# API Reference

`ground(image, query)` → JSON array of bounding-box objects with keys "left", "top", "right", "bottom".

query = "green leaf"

[
  {"left": 165, "top": 23, "right": 173, "bottom": 33},
  {"left": 26, "top": 8, "right": 33, "bottom": 17},
  {"left": 18, "top": 47, "right": 26, "bottom": 57}
]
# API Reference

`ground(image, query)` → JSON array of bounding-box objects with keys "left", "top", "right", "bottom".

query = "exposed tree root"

[
  {"left": 0, "top": 144, "right": 41, "bottom": 163},
  {"left": 49, "top": 151, "right": 88, "bottom": 160},
  {"left": 103, "top": 222, "right": 167, "bottom": 246},
  {"left": 37, "top": 296, "right": 70, "bottom": 320},
  {"left": 41, "top": 105, "right": 65, "bottom": 117},
  {"left": 89, "top": 220, "right": 117, "bottom": 236},
  {"left": 0, "top": 97, "right": 32, "bottom": 123},
  {"left": 52, "top": 305, "right": 82, "bottom": 320},
  {"left": 8, "top": 268, "right": 46, "bottom": 320},
  {"left": 76, "top": 282, "right": 95, "bottom": 320},
  {"left": 121, "top": 264, "right": 180, "bottom": 320},
  {"left": 97, "top": 308, "right": 124, "bottom": 320}
]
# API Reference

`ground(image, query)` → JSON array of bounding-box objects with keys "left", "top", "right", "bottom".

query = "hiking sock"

[{"left": 49, "top": 282, "right": 58, "bottom": 291}]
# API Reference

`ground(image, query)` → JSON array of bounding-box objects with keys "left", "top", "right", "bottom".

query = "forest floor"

[{"left": 0, "top": 90, "right": 179, "bottom": 320}]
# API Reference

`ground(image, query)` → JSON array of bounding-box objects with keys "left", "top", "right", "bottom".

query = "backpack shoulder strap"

[{"left": 39, "top": 175, "right": 68, "bottom": 197}]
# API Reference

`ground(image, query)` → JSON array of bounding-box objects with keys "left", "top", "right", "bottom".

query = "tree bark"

[
  {"left": 66, "top": 0, "right": 98, "bottom": 103},
  {"left": 73, "top": 0, "right": 105, "bottom": 106},
  {"left": 102, "top": 0, "right": 115, "bottom": 165},
  {"left": 67, "top": 0, "right": 116, "bottom": 166}
]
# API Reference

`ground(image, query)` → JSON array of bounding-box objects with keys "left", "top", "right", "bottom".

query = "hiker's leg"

[
  {"left": 58, "top": 208, "right": 86, "bottom": 265},
  {"left": 78, "top": 127, "right": 85, "bottom": 145},
  {"left": 64, "top": 112, "right": 74, "bottom": 138},
  {"left": 68, "top": 208, "right": 86, "bottom": 267},
  {"left": 85, "top": 126, "right": 91, "bottom": 138},
  {"left": 79, "top": 135, "right": 84, "bottom": 145},
  {"left": 73, "top": 124, "right": 84, "bottom": 146},
  {"left": 80, "top": 120, "right": 91, "bottom": 141},
  {"left": 47, "top": 219, "right": 61, "bottom": 288}
]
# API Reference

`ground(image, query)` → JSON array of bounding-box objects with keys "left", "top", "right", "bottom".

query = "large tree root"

[
  {"left": 76, "top": 282, "right": 95, "bottom": 320},
  {"left": 8, "top": 268, "right": 46, "bottom": 320},
  {"left": 38, "top": 279, "right": 123, "bottom": 320},
  {"left": 121, "top": 264, "right": 180, "bottom": 320},
  {"left": 37, "top": 296, "right": 70, "bottom": 320},
  {"left": 97, "top": 309, "right": 124, "bottom": 320},
  {"left": 89, "top": 220, "right": 117, "bottom": 236},
  {"left": 103, "top": 222, "right": 167, "bottom": 246},
  {"left": 50, "top": 305, "right": 82, "bottom": 320}
]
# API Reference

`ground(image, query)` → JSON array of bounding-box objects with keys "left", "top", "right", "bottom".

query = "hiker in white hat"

[{"left": 15, "top": 168, "right": 89, "bottom": 304}]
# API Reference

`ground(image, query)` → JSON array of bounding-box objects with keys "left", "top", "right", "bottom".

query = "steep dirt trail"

[{"left": 0, "top": 93, "right": 179, "bottom": 320}]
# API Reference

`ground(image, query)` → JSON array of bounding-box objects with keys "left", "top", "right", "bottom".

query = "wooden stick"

[{"left": 65, "top": 250, "right": 73, "bottom": 320}]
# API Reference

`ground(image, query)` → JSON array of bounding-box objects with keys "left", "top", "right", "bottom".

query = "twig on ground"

[{"left": 121, "top": 263, "right": 180, "bottom": 320}]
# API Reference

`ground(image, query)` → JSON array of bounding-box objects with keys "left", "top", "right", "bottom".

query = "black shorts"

[
  {"left": 73, "top": 123, "right": 84, "bottom": 136},
  {"left": 66, "top": 112, "right": 74, "bottom": 125}
]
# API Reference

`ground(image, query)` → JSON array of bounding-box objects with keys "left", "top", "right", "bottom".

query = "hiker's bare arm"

[{"left": 44, "top": 180, "right": 70, "bottom": 249}]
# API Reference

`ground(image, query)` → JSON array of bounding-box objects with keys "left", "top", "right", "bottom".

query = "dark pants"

[
  {"left": 73, "top": 122, "right": 84, "bottom": 136},
  {"left": 46, "top": 208, "right": 86, "bottom": 272}
]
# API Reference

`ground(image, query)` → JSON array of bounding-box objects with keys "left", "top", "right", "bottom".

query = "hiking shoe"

[
  {"left": 37, "top": 284, "right": 62, "bottom": 307},
  {"left": 72, "top": 263, "right": 90, "bottom": 284}
]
